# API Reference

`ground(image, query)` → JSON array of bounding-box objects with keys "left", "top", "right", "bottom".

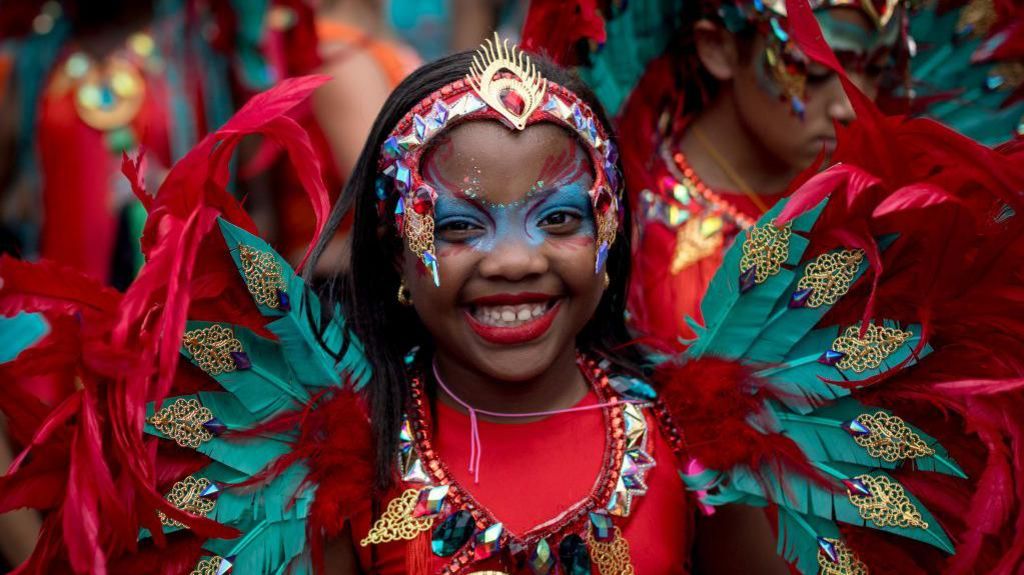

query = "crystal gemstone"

[{"left": 431, "top": 510, "right": 474, "bottom": 557}]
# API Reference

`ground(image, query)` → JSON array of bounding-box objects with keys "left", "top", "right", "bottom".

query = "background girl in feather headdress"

[{"left": 522, "top": 0, "right": 1023, "bottom": 349}]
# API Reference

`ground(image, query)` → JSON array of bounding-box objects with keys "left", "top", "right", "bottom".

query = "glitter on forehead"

[{"left": 375, "top": 35, "right": 622, "bottom": 285}]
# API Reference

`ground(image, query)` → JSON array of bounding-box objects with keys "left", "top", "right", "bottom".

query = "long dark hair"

[{"left": 308, "top": 51, "right": 642, "bottom": 491}]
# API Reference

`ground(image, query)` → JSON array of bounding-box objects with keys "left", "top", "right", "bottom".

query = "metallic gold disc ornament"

[{"left": 376, "top": 33, "right": 622, "bottom": 287}]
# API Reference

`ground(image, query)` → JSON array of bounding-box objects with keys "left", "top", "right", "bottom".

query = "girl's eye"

[
  {"left": 437, "top": 219, "right": 484, "bottom": 241},
  {"left": 538, "top": 210, "right": 583, "bottom": 233}
]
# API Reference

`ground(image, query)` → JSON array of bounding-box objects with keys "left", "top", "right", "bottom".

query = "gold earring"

[
  {"left": 603, "top": 272, "right": 610, "bottom": 289},
  {"left": 397, "top": 281, "right": 413, "bottom": 306}
]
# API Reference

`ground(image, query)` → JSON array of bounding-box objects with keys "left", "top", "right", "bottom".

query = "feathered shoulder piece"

[
  {"left": 0, "top": 76, "right": 374, "bottom": 574},
  {"left": 653, "top": 2, "right": 1024, "bottom": 571},
  {"left": 654, "top": 74, "right": 1024, "bottom": 575}
]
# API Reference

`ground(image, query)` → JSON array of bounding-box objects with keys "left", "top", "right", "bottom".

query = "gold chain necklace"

[{"left": 690, "top": 125, "right": 771, "bottom": 214}]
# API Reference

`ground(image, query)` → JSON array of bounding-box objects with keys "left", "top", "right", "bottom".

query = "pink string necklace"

[{"left": 430, "top": 357, "right": 634, "bottom": 484}]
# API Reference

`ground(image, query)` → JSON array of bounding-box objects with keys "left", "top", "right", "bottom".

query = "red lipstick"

[{"left": 464, "top": 297, "right": 562, "bottom": 345}]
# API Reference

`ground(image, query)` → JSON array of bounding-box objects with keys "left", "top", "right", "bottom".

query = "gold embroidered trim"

[
  {"left": 189, "top": 557, "right": 223, "bottom": 575},
  {"left": 847, "top": 474, "right": 928, "bottom": 529},
  {"left": 740, "top": 220, "right": 792, "bottom": 284},
  {"left": 671, "top": 217, "right": 724, "bottom": 274},
  {"left": 796, "top": 249, "right": 864, "bottom": 308},
  {"left": 467, "top": 32, "right": 547, "bottom": 130},
  {"left": 832, "top": 324, "right": 913, "bottom": 373},
  {"left": 238, "top": 244, "right": 286, "bottom": 309},
  {"left": 817, "top": 538, "right": 869, "bottom": 575},
  {"left": 182, "top": 324, "right": 244, "bottom": 376},
  {"left": 159, "top": 476, "right": 216, "bottom": 528},
  {"left": 854, "top": 412, "right": 936, "bottom": 462},
  {"left": 585, "top": 526, "right": 635, "bottom": 575},
  {"left": 147, "top": 398, "right": 214, "bottom": 449},
  {"left": 360, "top": 488, "right": 435, "bottom": 546}
]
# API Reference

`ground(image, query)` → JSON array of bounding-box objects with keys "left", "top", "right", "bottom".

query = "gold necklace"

[{"left": 690, "top": 125, "right": 770, "bottom": 214}]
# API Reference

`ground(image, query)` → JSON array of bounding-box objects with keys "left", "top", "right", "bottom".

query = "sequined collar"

[{"left": 360, "top": 356, "right": 658, "bottom": 573}]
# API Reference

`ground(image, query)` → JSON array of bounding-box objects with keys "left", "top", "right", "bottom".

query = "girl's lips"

[{"left": 464, "top": 300, "right": 562, "bottom": 345}]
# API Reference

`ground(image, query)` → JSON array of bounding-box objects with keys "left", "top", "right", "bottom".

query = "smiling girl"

[
  {"left": 320, "top": 42, "right": 701, "bottom": 573},
  {"left": 2, "top": 30, "right": 1023, "bottom": 575}
]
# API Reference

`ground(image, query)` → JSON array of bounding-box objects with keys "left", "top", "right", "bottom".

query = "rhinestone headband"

[{"left": 375, "top": 33, "right": 621, "bottom": 286}]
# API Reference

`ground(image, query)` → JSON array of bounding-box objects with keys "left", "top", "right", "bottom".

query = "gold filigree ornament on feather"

[
  {"left": 238, "top": 245, "right": 287, "bottom": 309},
  {"left": 360, "top": 488, "right": 435, "bottom": 546},
  {"left": 182, "top": 324, "right": 245, "bottom": 376},
  {"left": 847, "top": 474, "right": 928, "bottom": 529},
  {"left": 585, "top": 526, "right": 636, "bottom": 575},
  {"left": 147, "top": 398, "right": 215, "bottom": 449},
  {"left": 852, "top": 411, "right": 935, "bottom": 462},
  {"left": 189, "top": 556, "right": 225, "bottom": 575},
  {"left": 831, "top": 324, "right": 913, "bottom": 373},
  {"left": 817, "top": 538, "right": 869, "bottom": 575},
  {"left": 739, "top": 220, "right": 792, "bottom": 285},
  {"left": 467, "top": 32, "right": 547, "bottom": 130},
  {"left": 159, "top": 475, "right": 216, "bottom": 528},
  {"left": 795, "top": 249, "right": 865, "bottom": 308}
]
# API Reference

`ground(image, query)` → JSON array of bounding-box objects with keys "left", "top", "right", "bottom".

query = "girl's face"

[
  {"left": 730, "top": 7, "right": 896, "bottom": 169},
  {"left": 400, "top": 121, "right": 605, "bottom": 382}
]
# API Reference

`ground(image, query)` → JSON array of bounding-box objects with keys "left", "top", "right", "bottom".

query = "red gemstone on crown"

[{"left": 499, "top": 89, "right": 526, "bottom": 116}]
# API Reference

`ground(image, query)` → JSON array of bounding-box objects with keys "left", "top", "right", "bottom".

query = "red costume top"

[
  {"left": 623, "top": 110, "right": 788, "bottom": 344},
  {"left": 351, "top": 388, "right": 694, "bottom": 574}
]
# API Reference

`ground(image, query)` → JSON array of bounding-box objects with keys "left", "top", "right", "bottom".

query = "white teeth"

[{"left": 472, "top": 301, "right": 553, "bottom": 327}]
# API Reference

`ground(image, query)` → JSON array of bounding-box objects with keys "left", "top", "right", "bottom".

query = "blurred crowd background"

[{"left": 0, "top": 1, "right": 526, "bottom": 569}]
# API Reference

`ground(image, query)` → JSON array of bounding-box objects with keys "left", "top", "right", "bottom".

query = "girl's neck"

[
  {"left": 679, "top": 90, "right": 798, "bottom": 196},
  {"left": 432, "top": 346, "right": 589, "bottom": 422}
]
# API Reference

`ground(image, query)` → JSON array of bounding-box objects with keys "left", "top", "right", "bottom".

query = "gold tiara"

[{"left": 467, "top": 32, "right": 548, "bottom": 130}]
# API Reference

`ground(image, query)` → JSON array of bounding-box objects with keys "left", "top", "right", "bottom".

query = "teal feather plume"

[
  {"left": 723, "top": 462, "right": 954, "bottom": 553},
  {"left": 218, "top": 219, "right": 371, "bottom": 390},
  {"left": 756, "top": 322, "right": 927, "bottom": 414},
  {"left": 577, "top": 1, "right": 683, "bottom": 117},
  {"left": 909, "top": 0, "right": 1024, "bottom": 146},
  {"left": 768, "top": 398, "right": 966, "bottom": 478},
  {"left": 687, "top": 198, "right": 827, "bottom": 360},
  {"left": 777, "top": 507, "right": 841, "bottom": 575},
  {"left": 745, "top": 234, "right": 897, "bottom": 364},
  {"left": 182, "top": 320, "right": 308, "bottom": 410}
]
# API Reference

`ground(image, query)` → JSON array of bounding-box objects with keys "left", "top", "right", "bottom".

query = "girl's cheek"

[
  {"left": 548, "top": 234, "right": 594, "bottom": 251},
  {"left": 437, "top": 243, "right": 475, "bottom": 257}
]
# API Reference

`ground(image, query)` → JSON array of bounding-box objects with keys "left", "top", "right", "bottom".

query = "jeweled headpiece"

[
  {"left": 719, "top": 0, "right": 907, "bottom": 117},
  {"left": 376, "top": 33, "right": 621, "bottom": 286}
]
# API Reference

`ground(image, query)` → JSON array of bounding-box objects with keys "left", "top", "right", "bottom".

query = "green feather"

[
  {"left": 687, "top": 198, "right": 826, "bottom": 359},
  {"left": 145, "top": 392, "right": 293, "bottom": 475},
  {"left": 182, "top": 320, "right": 308, "bottom": 409},
  {"left": 757, "top": 321, "right": 928, "bottom": 414},
  {"left": 909, "top": 0, "right": 1024, "bottom": 146},
  {"left": 217, "top": 218, "right": 371, "bottom": 390},
  {"left": 746, "top": 234, "right": 897, "bottom": 364},
  {"left": 777, "top": 507, "right": 841, "bottom": 575},
  {"left": 723, "top": 463, "right": 954, "bottom": 554},
  {"left": 578, "top": 0, "right": 682, "bottom": 116},
  {"left": 770, "top": 398, "right": 966, "bottom": 478}
]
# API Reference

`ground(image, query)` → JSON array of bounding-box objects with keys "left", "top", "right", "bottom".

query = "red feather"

[
  {"left": 0, "top": 256, "right": 121, "bottom": 317},
  {"left": 520, "top": 0, "right": 605, "bottom": 66},
  {"left": 655, "top": 357, "right": 826, "bottom": 487}
]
